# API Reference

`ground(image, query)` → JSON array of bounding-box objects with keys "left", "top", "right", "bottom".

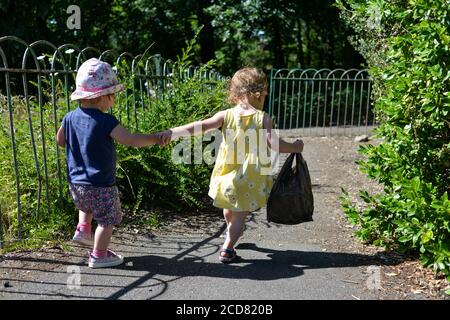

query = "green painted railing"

[{"left": 267, "top": 68, "right": 375, "bottom": 135}]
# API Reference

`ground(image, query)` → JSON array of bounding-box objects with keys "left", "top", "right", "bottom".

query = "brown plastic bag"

[{"left": 267, "top": 153, "right": 314, "bottom": 224}]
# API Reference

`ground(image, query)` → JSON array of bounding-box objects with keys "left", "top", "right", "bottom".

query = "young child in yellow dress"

[{"left": 163, "top": 67, "right": 304, "bottom": 263}]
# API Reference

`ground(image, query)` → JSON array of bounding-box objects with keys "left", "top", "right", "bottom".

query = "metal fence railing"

[
  {"left": 0, "top": 36, "right": 224, "bottom": 247},
  {"left": 267, "top": 68, "right": 375, "bottom": 136}
]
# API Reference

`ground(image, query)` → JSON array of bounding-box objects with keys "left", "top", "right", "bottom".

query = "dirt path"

[{"left": 0, "top": 135, "right": 448, "bottom": 300}]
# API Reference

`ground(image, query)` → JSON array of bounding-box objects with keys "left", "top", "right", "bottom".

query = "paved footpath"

[
  {"left": 0, "top": 228, "right": 383, "bottom": 300},
  {"left": 1, "top": 134, "right": 416, "bottom": 300}
]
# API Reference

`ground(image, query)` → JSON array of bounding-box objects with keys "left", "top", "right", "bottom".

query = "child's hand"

[
  {"left": 156, "top": 130, "right": 172, "bottom": 146},
  {"left": 293, "top": 139, "right": 304, "bottom": 153}
]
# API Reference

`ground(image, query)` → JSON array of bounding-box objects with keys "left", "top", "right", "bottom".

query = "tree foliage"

[
  {"left": 0, "top": 0, "right": 364, "bottom": 75},
  {"left": 208, "top": 0, "right": 363, "bottom": 71}
]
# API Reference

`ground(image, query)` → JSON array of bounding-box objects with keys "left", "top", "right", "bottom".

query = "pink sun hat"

[{"left": 71, "top": 58, "right": 125, "bottom": 101}]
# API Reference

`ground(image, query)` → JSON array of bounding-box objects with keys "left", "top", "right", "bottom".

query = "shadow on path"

[
  {"left": 119, "top": 242, "right": 385, "bottom": 281},
  {"left": 0, "top": 228, "right": 400, "bottom": 300}
]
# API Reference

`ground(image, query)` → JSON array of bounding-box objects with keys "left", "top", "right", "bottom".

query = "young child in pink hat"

[{"left": 56, "top": 58, "right": 169, "bottom": 268}]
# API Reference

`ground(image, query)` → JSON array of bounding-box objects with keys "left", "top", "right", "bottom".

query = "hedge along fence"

[{"left": 0, "top": 36, "right": 225, "bottom": 249}]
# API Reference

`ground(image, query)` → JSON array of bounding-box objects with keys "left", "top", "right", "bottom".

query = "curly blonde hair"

[{"left": 228, "top": 67, "right": 268, "bottom": 104}]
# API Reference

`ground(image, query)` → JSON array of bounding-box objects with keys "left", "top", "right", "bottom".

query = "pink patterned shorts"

[{"left": 69, "top": 184, "right": 122, "bottom": 226}]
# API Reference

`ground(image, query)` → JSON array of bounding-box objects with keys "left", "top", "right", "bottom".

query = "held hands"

[
  {"left": 154, "top": 130, "right": 172, "bottom": 146},
  {"left": 293, "top": 139, "right": 304, "bottom": 153}
]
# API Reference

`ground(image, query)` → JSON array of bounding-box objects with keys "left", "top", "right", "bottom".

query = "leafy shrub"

[
  {"left": 114, "top": 62, "right": 227, "bottom": 212},
  {"left": 337, "top": 0, "right": 450, "bottom": 279}
]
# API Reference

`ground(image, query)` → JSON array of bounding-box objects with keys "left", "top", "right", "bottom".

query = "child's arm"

[
  {"left": 56, "top": 126, "right": 65, "bottom": 148},
  {"left": 110, "top": 125, "right": 162, "bottom": 147},
  {"left": 263, "top": 114, "right": 304, "bottom": 153},
  {"left": 168, "top": 110, "right": 226, "bottom": 140}
]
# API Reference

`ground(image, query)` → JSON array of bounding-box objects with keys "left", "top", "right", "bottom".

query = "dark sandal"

[{"left": 219, "top": 248, "right": 237, "bottom": 263}]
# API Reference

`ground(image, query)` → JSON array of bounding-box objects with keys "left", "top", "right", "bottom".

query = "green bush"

[
  {"left": 337, "top": 0, "right": 450, "bottom": 279},
  {"left": 114, "top": 56, "right": 228, "bottom": 212}
]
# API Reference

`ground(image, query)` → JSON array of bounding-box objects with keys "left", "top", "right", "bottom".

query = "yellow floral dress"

[{"left": 208, "top": 107, "right": 273, "bottom": 212}]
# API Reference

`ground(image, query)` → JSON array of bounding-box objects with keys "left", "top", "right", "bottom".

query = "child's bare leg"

[
  {"left": 77, "top": 210, "right": 93, "bottom": 234},
  {"left": 223, "top": 209, "right": 244, "bottom": 237},
  {"left": 223, "top": 209, "right": 232, "bottom": 228},
  {"left": 72, "top": 210, "right": 94, "bottom": 246},
  {"left": 93, "top": 225, "right": 114, "bottom": 251},
  {"left": 89, "top": 224, "right": 123, "bottom": 267},
  {"left": 223, "top": 209, "right": 233, "bottom": 225},
  {"left": 222, "top": 210, "right": 248, "bottom": 251},
  {"left": 78, "top": 210, "right": 93, "bottom": 225}
]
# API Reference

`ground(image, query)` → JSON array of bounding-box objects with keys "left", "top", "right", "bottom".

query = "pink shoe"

[
  {"left": 72, "top": 230, "right": 94, "bottom": 246},
  {"left": 88, "top": 250, "right": 124, "bottom": 268}
]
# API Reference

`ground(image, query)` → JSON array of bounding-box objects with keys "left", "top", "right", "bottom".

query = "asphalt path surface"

[{"left": 1, "top": 132, "right": 419, "bottom": 300}]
